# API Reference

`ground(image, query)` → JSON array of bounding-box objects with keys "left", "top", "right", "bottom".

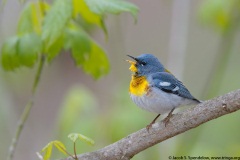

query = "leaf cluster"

[
  {"left": 1, "top": 0, "right": 138, "bottom": 78},
  {"left": 40, "top": 133, "right": 94, "bottom": 160}
]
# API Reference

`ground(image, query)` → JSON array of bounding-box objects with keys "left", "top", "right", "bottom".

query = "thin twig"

[
  {"left": 7, "top": 55, "right": 45, "bottom": 160},
  {"left": 7, "top": 99, "right": 34, "bottom": 160},
  {"left": 32, "top": 55, "right": 45, "bottom": 94},
  {"left": 73, "top": 142, "right": 78, "bottom": 160}
]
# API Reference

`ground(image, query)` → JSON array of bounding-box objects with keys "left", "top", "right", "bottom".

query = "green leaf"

[
  {"left": 81, "top": 41, "right": 109, "bottom": 79},
  {"left": 73, "top": 0, "right": 106, "bottom": 33},
  {"left": 17, "top": 2, "right": 49, "bottom": 35},
  {"left": 42, "top": 0, "right": 72, "bottom": 51},
  {"left": 1, "top": 37, "right": 20, "bottom": 71},
  {"left": 84, "top": 0, "right": 139, "bottom": 20},
  {"left": 68, "top": 133, "right": 95, "bottom": 145},
  {"left": 46, "top": 34, "right": 64, "bottom": 62},
  {"left": 41, "top": 140, "right": 67, "bottom": 160},
  {"left": 68, "top": 133, "right": 79, "bottom": 142},
  {"left": 18, "top": 33, "right": 41, "bottom": 67},
  {"left": 1, "top": 33, "right": 41, "bottom": 71},
  {"left": 64, "top": 26, "right": 91, "bottom": 64},
  {"left": 64, "top": 24, "right": 110, "bottom": 79}
]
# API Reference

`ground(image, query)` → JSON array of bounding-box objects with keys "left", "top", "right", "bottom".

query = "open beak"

[
  {"left": 126, "top": 55, "right": 138, "bottom": 72},
  {"left": 127, "top": 55, "right": 138, "bottom": 61},
  {"left": 126, "top": 55, "right": 137, "bottom": 64}
]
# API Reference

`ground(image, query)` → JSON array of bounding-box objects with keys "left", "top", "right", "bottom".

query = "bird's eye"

[{"left": 140, "top": 61, "right": 146, "bottom": 66}]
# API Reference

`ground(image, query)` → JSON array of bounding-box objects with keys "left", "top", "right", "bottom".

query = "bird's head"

[{"left": 126, "top": 54, "right": 165, "bottom": 76}]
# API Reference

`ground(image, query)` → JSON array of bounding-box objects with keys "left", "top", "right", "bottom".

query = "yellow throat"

[{"left": 129, "top": 75, "right": 149, "bottom": 96}]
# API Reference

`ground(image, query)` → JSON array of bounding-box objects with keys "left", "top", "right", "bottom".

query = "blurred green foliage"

[
  {"left": 1, "top": 0, "right": 138, "bottom": 79},
  {"left": 199, "top": 0, "right": 240, "bottom": 99},
  {"left": 198, "top": 0, "right": 237, "bottom": 32},
  {"left": 56, "top": 86, "right": 99, "bottom": 158}
]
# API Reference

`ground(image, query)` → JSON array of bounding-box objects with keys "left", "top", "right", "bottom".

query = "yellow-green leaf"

[
  {"left": 73, "top": 0, "right": 106, "bottom": 33},
  {"left": 53, "top": 141, "right": 67, "bottom": 156},
  {"left": 73, "top": 0, "right": 101, "bottom": 24},
  {"left": 17, "top": 2, "right": 49, "bottom": 35},
  {"left": 68, "top": 133, "right": 95, "bottom": 145},
  {"left": 41, "top": 141, "right": 53, "bottom": 160},
  {"left": 41, "top": 140, "right": 67, "bottom": 160},
  {"left": 31, "top": 2, "right": 50, "bottom": 34}
]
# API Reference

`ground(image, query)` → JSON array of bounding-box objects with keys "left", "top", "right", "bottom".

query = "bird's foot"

[
  {"left": 146, "top": 114, "right": 161, "bottom": 132},
  {"left": 146, "top": 123, "right": 153, "bottom": 132},
  {"left": 162, "top": 108, "right": 175, "bottom": 127},
  {"left": 162, "top": 114, "right": 173, "bottom": 127}
]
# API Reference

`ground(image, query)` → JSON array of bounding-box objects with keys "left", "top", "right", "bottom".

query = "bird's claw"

[
  {"left": 146, "top": 114, "right": 161, "bottom": 132},
  {"left": 162, "top": 108, "right": 175, "bottom": 127},
  {"left": 162, "top": 113, "right": 174, "bottom": 127},
  {"left": 146, "top": 123, "right": 153, "bottom": 132}
]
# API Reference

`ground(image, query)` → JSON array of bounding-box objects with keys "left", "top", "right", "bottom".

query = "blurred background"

[{"left": 1, "top": 0, "right": 240, "bottom": 159}]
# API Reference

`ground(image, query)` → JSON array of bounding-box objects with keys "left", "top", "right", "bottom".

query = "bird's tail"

[{"left": 193, "top": 98, "right": 202, "bottom": 104}]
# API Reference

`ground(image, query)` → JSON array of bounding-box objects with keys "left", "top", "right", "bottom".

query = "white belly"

[{"left": 130, "top": 87, "right": 196, "bottom": 114}]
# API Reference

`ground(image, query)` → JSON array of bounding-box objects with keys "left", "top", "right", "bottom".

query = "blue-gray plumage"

[
  {"left": 151, "top": 72, "right": 200, "bottom": 103},
  {"left": 128, "top": 54, "right": 165, "bottom": 75}
]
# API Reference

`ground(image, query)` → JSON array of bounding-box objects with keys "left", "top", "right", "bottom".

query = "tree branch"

[{"left": 63, "top": 89, "right": 240, "bottom": 160}]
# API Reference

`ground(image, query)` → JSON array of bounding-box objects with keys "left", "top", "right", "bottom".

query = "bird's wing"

[{"left": 150, "top": 72, "right": 200, "bottom": 102}]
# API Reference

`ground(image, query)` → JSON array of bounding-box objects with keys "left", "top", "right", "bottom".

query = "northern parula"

[{"left": 127, "top": 54, "right": 200, "bottom": 131}]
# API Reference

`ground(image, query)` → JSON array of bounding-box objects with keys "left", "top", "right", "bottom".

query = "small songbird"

[{"left": 127, "top": 54, "right": 200, "bottom": 131}]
